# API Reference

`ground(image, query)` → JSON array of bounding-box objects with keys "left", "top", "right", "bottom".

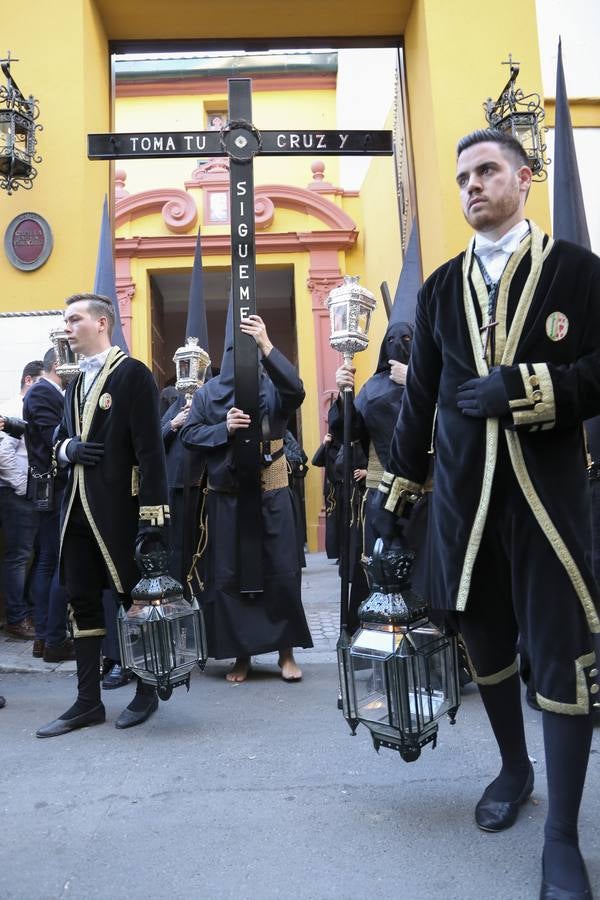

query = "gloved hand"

[
  {"left": 456, "top": 368, "right": 510, "bottom": 419},
  {"left": 65, "top": 437, "right": 105, "bottom": 465},
  {"left": 135, "top": 524, "right": 167, "bottom": 555}
]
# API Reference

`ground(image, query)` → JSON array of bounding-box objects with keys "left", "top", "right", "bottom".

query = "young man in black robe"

[
  {"left": 181, "top": 309, "right": 312, "bottom": 683},
  {"left": 375, "top": 130, "right": 600, "bottom": 899},
  {"left": 36, "top": 293, "right": 170, "bottom": 738}
]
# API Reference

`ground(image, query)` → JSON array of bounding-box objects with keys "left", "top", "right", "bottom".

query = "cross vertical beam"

[{"left": 227, "top": 78, "right": 263, "bottom": 593}]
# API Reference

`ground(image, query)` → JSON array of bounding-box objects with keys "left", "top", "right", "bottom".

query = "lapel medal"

[
  {"left": 545, "top": 312, "right": 569, "bottom": 342},
  {"left": 99, "top": 392, "right": 112, "bottom": 411}
]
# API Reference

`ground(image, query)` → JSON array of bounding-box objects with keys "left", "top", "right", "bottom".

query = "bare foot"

[
  {"left": 278, "top": 650, "right": 302, "bottom": 682},
  {"left": 226, "top": 657, "right": 251, "bottom": 683}
]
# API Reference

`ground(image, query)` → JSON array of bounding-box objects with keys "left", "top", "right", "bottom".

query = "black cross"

[{"left": 88, "top": 77, "right": 393, "bottom": 593}]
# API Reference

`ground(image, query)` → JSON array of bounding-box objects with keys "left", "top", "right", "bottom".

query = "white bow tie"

[
  {"left": 475, "top": 229, "right": 525, "bottom": 258},
  {"left": 79, "top": 357, "right": 102, "bottom": 373}
]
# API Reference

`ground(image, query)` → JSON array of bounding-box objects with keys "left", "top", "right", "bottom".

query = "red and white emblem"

[
  {"left": 545, "top": 312, "right": 569, "bottom": 342},
  {"left": 98, "top": 392, "right": 112, "bottom": 411}
]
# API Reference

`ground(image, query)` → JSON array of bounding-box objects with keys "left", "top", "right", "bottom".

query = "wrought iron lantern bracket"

[
  {"left": 483, "top": 55, "right": 549, "bottom": 181},
  {"left": 0, "top": 52, "right": 42, "bottom": 194}
]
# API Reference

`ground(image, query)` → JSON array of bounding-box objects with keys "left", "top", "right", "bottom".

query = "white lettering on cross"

[
  {"left": 166, "top": 137, "right": 175, "bottom": 151},
  {"left": 153, "top": 137, "right": 163, "bottom": 151},
  {"left": 239, "top": 265, "right": 249, "bottom": 279},
  {"left": 277, "top": 134, "right": 286, "bottom": 148},
  {"left": 238, "top": 223, "right": 248, "bottom": 237},
  {"left": 240, "top": 306, "right": 250, "bottom": 318},
  {"left": 290, "top": 134, "right": 300, "bottom": 149},
  {"left": 130, "top": 137, "right": 138, "bottom": 151},
  {"left": 316, "top": 134, "right": 326, "bottom": 149},
  {"left": 183, "top": 135, "right": 193, "bottom": 150},
  {"left": 141, "top": 137, "right": 151, "bottom": 151},
  {"left": 339, "top": 134, "right": 349, "bottom": 149},
  {"left": 238, "top": 244, "right": 248, "bottom": 258},
  {"left": 240, "top": 288, "right": 250, "bottom": 301},
  {"left": 237, "top": 181, "right": 247, "bottom": 196}
]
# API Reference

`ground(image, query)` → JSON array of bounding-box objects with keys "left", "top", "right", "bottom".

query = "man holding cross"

[
  {"left": 375, "top": 129, "right": 600, "bottom": 898},
  {"left": 181, "top": 307, "right": 312, "bottom": 683}
]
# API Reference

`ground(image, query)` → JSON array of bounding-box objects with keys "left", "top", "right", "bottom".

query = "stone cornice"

[{"left": 115, "top": 229, "right": 357, "bottom": 258}]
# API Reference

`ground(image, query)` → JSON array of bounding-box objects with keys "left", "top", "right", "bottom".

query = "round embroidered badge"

[
  {"left": 545, "top": 312, "right": 569, "bottom": 341},
  {"left": 98, "top": 392, "right": 112, "bottom": 411}
]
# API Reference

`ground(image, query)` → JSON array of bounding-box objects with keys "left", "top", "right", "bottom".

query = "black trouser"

[{"left": 62, "top": 496, "right": 126, "bottom": 637}]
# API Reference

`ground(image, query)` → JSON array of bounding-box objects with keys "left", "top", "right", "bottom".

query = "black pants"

[{"left": 62, "top": 497, "right": 126, "bottom": 637}]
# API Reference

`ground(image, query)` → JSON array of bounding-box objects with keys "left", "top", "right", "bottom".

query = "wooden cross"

[{"left": 88, "top": 77, "right": 393, "bottom": 593}]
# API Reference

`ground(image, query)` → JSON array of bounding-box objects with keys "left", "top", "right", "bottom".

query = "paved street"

[{"left": 1, "top": 554, "right": 599, "bottom": 900}]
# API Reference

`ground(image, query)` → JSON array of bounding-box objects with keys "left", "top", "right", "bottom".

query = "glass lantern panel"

[
  {"left": 357, "top": 309, "right": 371, "bottom": 336},
  {"left": 337, "top": 641, "right": 357, "bottom": 721},
  {"left": 350, "top": 650, "right": 392, "bottom": 727},
  {"left": 332, "top": 304, "right": 348, "bottom": 334},
  {"left": 120, "top": 599, "right": 201, "bottom": 682},
  {"left": 179, "top": 359, "right": 190, "bottom": 378},
  {"left": 394, "top": 625, "right": 455, "bottom": 732}
]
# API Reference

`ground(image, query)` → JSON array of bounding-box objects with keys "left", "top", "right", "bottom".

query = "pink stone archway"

[{"left": 115, "top": 173, "right": 359, "bottom": 551}]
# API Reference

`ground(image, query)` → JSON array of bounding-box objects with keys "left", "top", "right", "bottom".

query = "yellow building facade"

[{"left": 1, "top": 0, "right": 552, "bottom": 550}]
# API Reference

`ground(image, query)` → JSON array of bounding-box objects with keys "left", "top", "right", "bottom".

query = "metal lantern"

[
  {"left": 118, "top": 544, "right": 208, "bottom": 700},
  {"left": 173, "top": 336, "right": 211, "bottom": 397},
  {"left": 0, "top": 53, "right": 42, "bottom": 194},
  {"left": 484, "top": 55, "right": 549, "bottom": 181},
  {"left": 50, "top": 326, "right": 81, "bottom": 384},
  {"left": 327, "top": 275, "right": 376, "bottom": 365},
  {"left": 338, "top": 540, "right": 460, "bottom": 762}
]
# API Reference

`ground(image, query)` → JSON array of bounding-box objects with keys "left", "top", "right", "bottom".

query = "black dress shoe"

[
  {"left": 102, "top": 663, "right": 132, "bottom": 690},
  {"left": 32, "top": 639, "right": 45, "bottom": 658},
  {"left": 540, "top": 859, "right": 593, "bottom": 899},
  {"left": 115, "top": 693, "right": 158, "bottom": 729},
  {"left": 36, "top": 703, "right": 106, "bottom": 738},
  {"left": 475, "top": 764, "right": 534, "bottom": 832}
]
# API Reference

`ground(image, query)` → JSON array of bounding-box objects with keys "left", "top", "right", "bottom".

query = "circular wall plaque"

[{"left": 4, "top": 213, "right": 53, "bottom": 271}]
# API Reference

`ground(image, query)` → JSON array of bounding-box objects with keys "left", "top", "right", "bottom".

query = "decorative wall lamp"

[
  {"left": 0, "top": 52, "right": 42, "bottom": 194},
  {"left": 484, "top": 55, "right": 549, "bottom": 180}
]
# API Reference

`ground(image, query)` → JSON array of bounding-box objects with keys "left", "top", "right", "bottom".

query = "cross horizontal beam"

[{"left": 88, "top": 129, "right": 393, "bottom": 160}]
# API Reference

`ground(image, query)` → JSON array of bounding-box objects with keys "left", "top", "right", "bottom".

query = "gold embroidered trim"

[
  {"left": 533, "top": 362, "right": 555, "bottom": 425},
  {"left": 456, "top": 417, "right": 498, "bottom": 611},
  {"left": 383, "top": 475, "right": 423, "bottom": 513},
  {"left": 79, "top": 469, "right": 124, "bottom": 593},
  {"left": 80, "top": 347, "right": 127, "bottom": 441},
  {"left": 505, "top": 431, "right": 600, "bottom": 634},
  {"left": 131, "top": 466, "right": 140, "bottom": 497},
  {"left": 501, "top": 224, "right": 554, "bottom": 365},
  {"left": 366, "top": 444, "right": 384, "bottom": 489},
  {"left": 68, "top": 604, "right": 107, "bottom": 638},
  {"left": 139, "top": 504, "right": 170, "bottom": 526},
  {"left": 472, "top": 658, "right": 518, "bottom": 686},
  {"left": 493, "top": 237, "right": 532, "bottom": 363},
  {"left": 536, "top": 652, "right": 596, "bottom": 715}
]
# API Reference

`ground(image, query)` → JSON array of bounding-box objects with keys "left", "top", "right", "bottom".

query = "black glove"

[
  {"left": 65, "top": 437, "right": 105, "bottom": 465},
  {"left": 456, "top": 368, "right": 510, "bottom": 419},
  {"left": 135, "top": 524, "right": 167, "bottom": 555}
]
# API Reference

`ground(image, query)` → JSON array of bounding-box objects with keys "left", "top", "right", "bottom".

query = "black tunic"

[
  {"left": 382, "top": 225, "right": 600, "bottom": 710},
  {"left": 180, "top": 348, "right": 313, "bottom": 659},
  {"left": 57, "top": 348, "right": 169, "bottom": 596}
]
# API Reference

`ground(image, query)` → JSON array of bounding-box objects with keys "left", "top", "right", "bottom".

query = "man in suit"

[
  {"left": 36, "top": 292, "right": 170, "bottom": 738},
  {"left": 23, "top": 347, "right": 74, "bottom": 661}
]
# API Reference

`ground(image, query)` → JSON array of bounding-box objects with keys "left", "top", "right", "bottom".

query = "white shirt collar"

[
  {"left": 40, "top": 374, "right": 64, "bottom": 394},
  {"left": 474, "top": 219, "right": 530, "bottom": 258}
]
